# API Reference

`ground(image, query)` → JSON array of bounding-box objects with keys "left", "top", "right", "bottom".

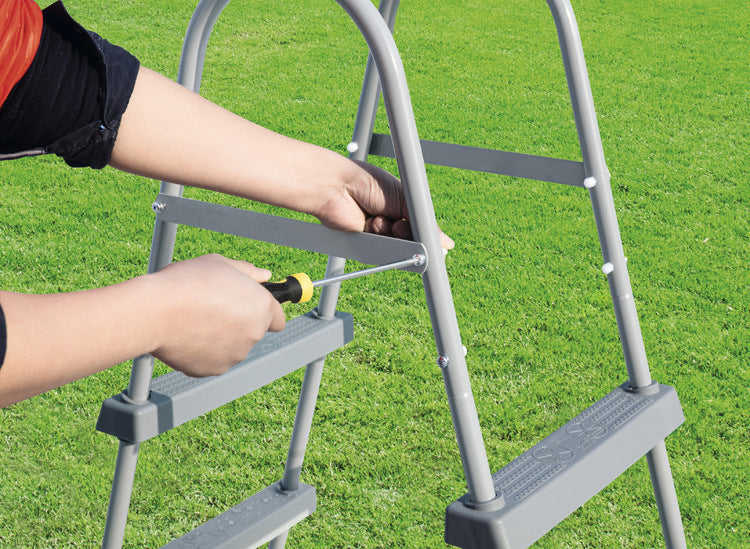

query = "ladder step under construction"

[
  {"left": 445, "top": 383, "right": 684, "bottom": 549},
  {"left": 97, "top": 311, "right": 353, "bottom": 443},
  {"left": 163, "top": 481, "right": 316, "bottom": 549}
]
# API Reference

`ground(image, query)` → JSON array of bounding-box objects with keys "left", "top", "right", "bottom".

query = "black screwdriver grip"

[{"left": 261, "top": 273, "right": 313, "bottom": 304}]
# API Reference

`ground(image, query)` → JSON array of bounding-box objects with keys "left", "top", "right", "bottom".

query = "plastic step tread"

[
  {"left": 162, "top": 481, "right": 315, "bottom": 549},
  {"left": 445, "top": 382, "right": 684, "bottom": 549},
  {"left": 97, "top": 311, "right": 353, "bottom": 443}
]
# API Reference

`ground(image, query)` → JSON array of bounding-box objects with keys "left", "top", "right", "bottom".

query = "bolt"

[
  {"left": 152, "top": 201, "right": 166, "bottom": 214},
  {"left": 437, "top": 355, "right": 450, "bottom": 368},
  {"left": 413, "top": 254, "right": 426, "bottom": 267}
]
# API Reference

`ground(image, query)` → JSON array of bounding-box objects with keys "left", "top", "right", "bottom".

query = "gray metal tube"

[
  {"left": 347, "top": 0, "right": 401, "bottom": 158},
  {"left": 647, "top": 441, "right": 688, "bottom": 548},
  {"left": 277, "top": 0, "right": 400, "bottom": 498},
  {"left": 101, "top": 442, "right": 140, "bottom": 548},
  {"left": 102, "top": 4, "right": 231, "bottom": 547},
  {"left": 547, "top": 0, "right": 651, "bottom": 389},
  {"left": 336, "top": 0, "right": 496, "bottom": 504},
  {"left": 549, "top": 3, "right": 685, "bottom": 547},
  {"left": 271, "top": 261, "right": 347, "bottom": 549},
  {"left": 272, "top": 9, "right": 405, "bottom": 544},
  {"left": 177, "top": 0, "right": 231, "bottom": 92}
]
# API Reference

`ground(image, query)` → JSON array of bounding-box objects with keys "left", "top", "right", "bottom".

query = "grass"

[{"left": 1, "top": 0, "right": 748, "bottom": 547}]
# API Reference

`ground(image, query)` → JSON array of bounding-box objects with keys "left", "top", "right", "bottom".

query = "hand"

[
  {"left": 314, "top": 159, "right": 455, "bottom": 250},
  {"left": 149, "top": 254, "right": 286, "bottom": 377}
]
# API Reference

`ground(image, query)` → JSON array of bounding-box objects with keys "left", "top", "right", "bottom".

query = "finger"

[
  {"left": 217, "top": 257, "right": 273, "bottom": 283},
  {"left": 391, "top": 218, "right": 412, "bottom": 240},
  {"left": 369, "top": 215, "right": 394, "bottom": 237},
  {"left": 440, "top": 231, "right": 455, "bottom": 250}
]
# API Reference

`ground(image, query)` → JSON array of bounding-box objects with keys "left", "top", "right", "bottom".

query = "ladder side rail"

[
  {"left": 101, "top": 3, "right": 231, "bottom": 547},
  {"left": 271, "top": 7, "right": 402, "bottom": 548},
  {"left": 276, "top": 0, "right": 402, "bottom": 494},
  {"left": 335, "top": 0, "right": 497, "bottom": 505},
  {"left": 548, "top": 0, "right": 651, "bottom": 389},
  {"left": 347, "top": 0, "right": 401, "bottom": 158},
  {"left": 548, "top": 2, "right": 686, "bottom": 547}
]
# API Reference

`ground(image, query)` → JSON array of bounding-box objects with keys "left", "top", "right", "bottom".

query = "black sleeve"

[{"left": 0, "top": 302, "right": 6, "bottom": 369}]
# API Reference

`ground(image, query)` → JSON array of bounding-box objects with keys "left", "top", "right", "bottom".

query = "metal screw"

[
  {"left": 437, "top": 355, "right": 450, "bottom": 368},
  {"left": 413, "top": 254, "right": 426, "bottom": 267},
  {"left": 152, "top": 201, "right": 166, "bottom": 214}
]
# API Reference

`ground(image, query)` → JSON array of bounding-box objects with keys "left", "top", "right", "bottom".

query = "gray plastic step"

[
  {"left": 162, "top": 481, "right": 315, "bottom": 549},
  {"left": 445, "top": 382, "right": 684, "bottom": 549},
  {"left": 97, "top": 311, "right": 353, "bottom": 443}
]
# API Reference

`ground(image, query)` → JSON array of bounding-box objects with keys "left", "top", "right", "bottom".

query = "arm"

[
  {"left": 0, "top": 255, "right": 285, "bottom": 408},
  {"left": 109, "top": 67, "right": 454, "bottom": 248}
]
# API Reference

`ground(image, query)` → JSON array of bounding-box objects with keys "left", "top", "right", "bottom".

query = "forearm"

[
  {"left": 0, "top": 276, "right": 162, "bottom": 407},
  {"left": 0, "top": 255, "right": 285, "bottom": 408},
  {"left": 109, "top": 67, "right": 359, "bottom": 220}
]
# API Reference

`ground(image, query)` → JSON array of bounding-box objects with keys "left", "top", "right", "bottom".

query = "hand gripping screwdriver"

[{"left": 261, "top": 254, "right": 426, "bottom": 304}]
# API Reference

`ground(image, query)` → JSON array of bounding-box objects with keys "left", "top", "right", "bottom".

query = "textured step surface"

[
  {"left": 162, "top": 481, "right": 315, "bottom": 549},
  {"left": 445, "top": 382, "right": 684, "bottom": 549},
  {"left": 97, "top": 311, "right": 353, "bottom": 443}
]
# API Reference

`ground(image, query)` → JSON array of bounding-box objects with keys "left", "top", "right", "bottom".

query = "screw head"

[
  {"left": 437, "top": 355, "right": 450, "bottom": 368},
  {"left": 152, "top": 201, "right": 166, "bottom": 214}
]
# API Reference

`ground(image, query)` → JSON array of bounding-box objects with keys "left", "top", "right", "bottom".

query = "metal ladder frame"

[{"left": 98, "top": 1, "right": 687, "bottom": 547}]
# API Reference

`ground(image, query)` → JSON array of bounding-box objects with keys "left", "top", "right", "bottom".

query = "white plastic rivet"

[
  {"left": 602, "top": 262, "right": 614, "bottom": 275},
  {"left": 346, "top": 142, "right": 359, "bottom": 153},
  {"left": 443, "top": 247, "right": 448, "bottom": 257},
  {"left": 583, "top": 177, "right": 597, "bottom": 189},
  {"left": 463, "top": 346, "right": 468, "bottom": 357}
]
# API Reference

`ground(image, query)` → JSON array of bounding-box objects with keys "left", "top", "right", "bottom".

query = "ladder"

[{"left": 96, "top": 1, "right": 687, "bottom": 547}]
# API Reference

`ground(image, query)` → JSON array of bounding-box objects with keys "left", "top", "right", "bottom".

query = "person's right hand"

[{"left": 148, "top": 254, "right": 285, "bottom": 377}]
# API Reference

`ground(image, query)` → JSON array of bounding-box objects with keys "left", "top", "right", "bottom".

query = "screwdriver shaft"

[{"left": 312, "top": 254, "right": 425, "bottom": 288}]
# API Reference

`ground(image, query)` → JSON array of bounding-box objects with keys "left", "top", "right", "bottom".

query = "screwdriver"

[{"left": 261, "top": 254, "right": 426, "bottom": 304}]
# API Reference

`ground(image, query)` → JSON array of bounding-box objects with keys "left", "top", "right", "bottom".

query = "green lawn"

[{"left": 1, "top": 0, "right": 747, "bottom": 547}]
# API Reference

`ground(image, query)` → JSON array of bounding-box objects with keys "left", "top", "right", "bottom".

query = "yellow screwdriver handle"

[{"left": 261, "top": 273, "right": 314, "bottom": 304}]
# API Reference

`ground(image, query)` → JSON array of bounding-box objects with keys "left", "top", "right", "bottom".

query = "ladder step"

[
  {"left": 162, "top": 481, "right": 316, "bottom": 549},
  {"left": 445, "top": 382, "right": 684, "bottom": 549},
  {"left": 96, "top": 311, "right": 353, "bottom": 443}
]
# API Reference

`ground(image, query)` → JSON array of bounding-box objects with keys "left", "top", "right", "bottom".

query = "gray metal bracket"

[
  {"left": 152, "top": 193, "right": 427, "bottom": 272},
  {"left": 369, "top": 133, "right": 586, "bottom": 187}
]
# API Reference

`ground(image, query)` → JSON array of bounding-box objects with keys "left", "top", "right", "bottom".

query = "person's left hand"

[{"left": 313, "top": 159, "right": 455, "bottom": 250}]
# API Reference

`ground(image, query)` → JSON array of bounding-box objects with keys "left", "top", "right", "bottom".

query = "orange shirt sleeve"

[{"left": 0, "top": 0, "right": 44, "bottom": 109}]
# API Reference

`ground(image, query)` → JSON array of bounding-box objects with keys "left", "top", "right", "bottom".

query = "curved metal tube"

[
  {"left": 547, "top": 0, "right": 651, "bottom": 389},
  {"left": 335, "top": 0, "right": 497, "bottom": 504}
]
